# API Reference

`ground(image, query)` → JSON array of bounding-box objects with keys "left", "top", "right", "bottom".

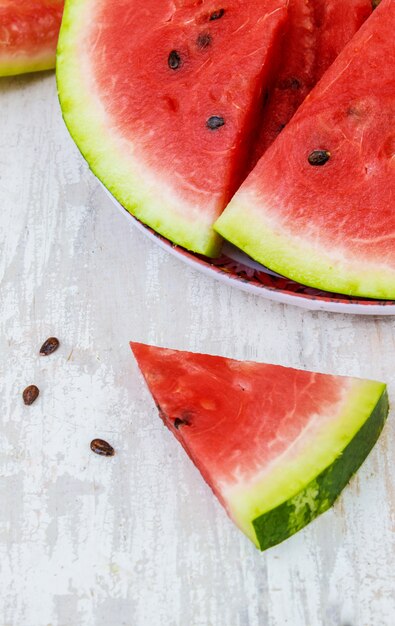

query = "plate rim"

[{"left": 103, "top": 183, "right": 395, "bottom": 316}]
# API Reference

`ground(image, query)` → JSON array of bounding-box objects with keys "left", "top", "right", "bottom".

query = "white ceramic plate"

[{"left": 105, "top": 185, "right": 395, "bottom": 315}]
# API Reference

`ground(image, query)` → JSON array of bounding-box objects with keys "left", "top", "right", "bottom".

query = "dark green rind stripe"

[{"left": 253, "top": 389, "right": 389, "bottom": 551}]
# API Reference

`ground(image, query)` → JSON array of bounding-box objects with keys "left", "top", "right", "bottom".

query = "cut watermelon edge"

[
  {"left": 235, "top": 381, "right": 388, "bottom": 549},
  {"left": 57, "top": 0, "right": 394, "bottom": 297},
  {"left": 110, "top": 197, "right": 395, "bottom": 313},
  {"left": 56, "top": 0, "right": 223, "bottom": 257},
  {"left": 0, "top": 49, "right": 56, "bottom": 77},
  {"left": 214, "top": 193, "right": 395, "bottom": 300},
  {"left": 0, "top": 0, "right": 64, "bottom": 78},
  {"left": 131, "top": 342, "right": 389, "bottom": 550}
]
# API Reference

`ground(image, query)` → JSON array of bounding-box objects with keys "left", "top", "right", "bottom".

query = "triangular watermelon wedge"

[
  {"left": 215, "top": 0, "right": 395, "bottom": 299},
  {"left": 57, "top": 0, "right": 288, "bottom": 257},
  {"left": 131, "top": 342, "right": 388, "bottom": 550}
]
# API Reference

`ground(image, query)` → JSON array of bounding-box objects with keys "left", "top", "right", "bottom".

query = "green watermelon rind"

[
  {"left": 56, "top": 0, "right": 222, "bottom": 257},
  {"left": 131, "top": 343, "right": 389, "bottom": 550},
  {"left": 214, "top": 0, "right": 395, "bottom": 300},
  {"left": 251, "top": 386, "right": 389, "bottom": 550},
  {"left": 224, "top": 378, "right": 388, "bottom": 549},
  {"left": 214, "top": 200, "right": 395, "bottom": 299}
]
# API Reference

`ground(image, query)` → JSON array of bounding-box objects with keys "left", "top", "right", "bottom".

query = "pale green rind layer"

[
  {"left": 253, "top": 387, "right": 388, "bottom": 550},
  {"left": 0, "top": 52, "right": 55, "bottom": 77},
  {"left": 215, "top": 195, "right": 395, "bottom": 299},
  {"left": 56, "top": 0, "right": 222, "bottom": 257},
  {"left": 225, "top": 379, "right": 388, "bottom": 548}
]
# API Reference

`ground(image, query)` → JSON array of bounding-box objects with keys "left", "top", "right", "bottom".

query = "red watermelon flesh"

[
  {"left": 57, "top": 0, "right": 288, "bottom": 257},
  {"left": 312, "top": 0, "right": 372, "bottom": 79},
  {"left": 0, "top": 0, "right": 64, "bottom": 77},
  {"left": 131, "top": 342, "right": 388, "bottom": 550},
  {"left": 215, "top": 0, "right": 395, "bottom": 299},
  {"left": 249, "top": 0, "right": 372, "bottom": 168}
]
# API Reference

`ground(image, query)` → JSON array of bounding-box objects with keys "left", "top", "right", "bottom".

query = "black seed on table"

[
  {"left": 23, "top": 385, "right": 39, "bottom": 405},
  {"left": 308, "top": 150, "right": 331, "bottom": 166},
  {"left": 206, "top": 115, "right": 225, "bottom": 130},
  {"left": 168, "top": 50, "right": 182, "bottom": 70},
  {"left": 39, "top": 337, "right": 60, "bottom": 356},
  {"left": 90, "top": 439, "right": 115, "bottom": 457},
  {"left": 174, "top": 418, "right": 189, "bottom": 430},
  {"left": 209, "top": 8, "right": 225, "bottom": 20},
  {"left": 197, "top": 32, "right": 212, "bottom": 49}
]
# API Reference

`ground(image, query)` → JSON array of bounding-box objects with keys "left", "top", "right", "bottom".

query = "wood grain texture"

[{"left": 0, "top": 72, "right": 394, "bottom": 626}]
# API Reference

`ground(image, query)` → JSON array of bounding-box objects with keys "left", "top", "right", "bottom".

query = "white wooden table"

[{"left": 1, "top": 71, "right": 394, "bottom": 626}]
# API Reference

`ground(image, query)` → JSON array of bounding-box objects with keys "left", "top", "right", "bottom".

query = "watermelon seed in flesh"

[
  {"left": 308, "top": 149, "right": 331, "bottom": 166},
  {"left": 197, "top": 33, "right": 212, "bottom": 49},
  {"left": 279, "top": 77, "right": 301, "bottom": 91},
  {"left": 131, "top": 343, "right": 389, "bottom": 551},
  {"left": 209, "top": 9, "right": 225, "bottom": 21},
  {"left": 168, "top": 50, "right": 182, "bottom": 70},
  {"left": 207, "top": 116, "right": 225, "bottom": 130},
  {"left": 174, "top": 417, "right": 190, "bottom": 430}
]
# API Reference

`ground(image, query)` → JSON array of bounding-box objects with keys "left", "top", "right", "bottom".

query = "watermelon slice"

[
  {"left": 215, "top": 0, "right": 395, "bottom": 300},
  {"left": 56, "top": 0, "right": 288, "bottom": 257},
  {"left": 131, "top": 342, "right": 388, "bottom": 550},
  {"left": 249, "top": 0, "right": 372, "bottom": 168},
  {"left": 0, "top": 1, "right": 64, "bottom": 77}
]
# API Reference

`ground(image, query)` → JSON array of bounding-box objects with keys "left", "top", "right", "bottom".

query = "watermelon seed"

[
  {"left": 209, "top": 9, "right": 225, "bottom": 20},
  {"left": 279, "top": 77, "right": 301, "bottom": 91},
  {"left": 207, "top": 116, "right": 225, "bottom": 130},
  {"left": 90, "top": 439, "right": 115, "bottom": 457},
  {"left": 39, "top": 336, "right": 60, "bottom": 355},
  {"left": 23, "top": 384, "right": 40, "bottom": 405},
  {"left": 197, "top": 32, "right": 212, "bottom": 49},
  {"left": 308, "top": 150, "right": 331, "bottom": 166},
  {"left": 168, "top": 50, "right": 182, "bottom": 70},
  {"left": 174, "top": 418, "right": 189, "bottom": 429}
]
